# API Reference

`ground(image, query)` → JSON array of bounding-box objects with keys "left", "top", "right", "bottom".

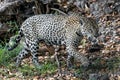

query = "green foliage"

[
  {"left": 5, "top": 59, "right": 57, "bottom": 77},
  {"left": 106, "top": 57, "right": 120, "bottom": 70},
  {"left": 0, "top": 20, "right": 20, "bottom": 66},
  {"left": 7, "top": 21, "right": 19, "bottom": 35},
  {"left": 0, "top": 44, "right": 22, "bottom": 66},
  {"left": 18, "top": 64, "right": 37, "bottom": 76},
  {"left": 20, "top": 61, "right": 57, "bottom": 76},
  {"left": 38, "top": 61, "right": 57, "bottom": 74},
  {"left": 0, "top": 21, "right": 19, "bottom": 46}
]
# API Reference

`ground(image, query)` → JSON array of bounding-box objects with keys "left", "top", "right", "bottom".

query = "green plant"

[
  {"left": 7, "top": 21, "right": 19, "bottom": 35},
  {"left": 0, "top": 21, "right": 19, "bottom": 46},
  {"left": 0, "top": 44, "right": 22, "bottom": 66},
  {"left": 39, "top": 61, "right": 57, "bottom": 74}
]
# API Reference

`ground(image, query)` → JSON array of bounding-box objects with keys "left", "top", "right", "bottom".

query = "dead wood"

[{"left": 0, "top": 0, "right": 24, "bottom": 15}]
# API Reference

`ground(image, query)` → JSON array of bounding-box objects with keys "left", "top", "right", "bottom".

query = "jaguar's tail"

[{"left": 7, "top": 29, "right": 23, "bottom": 51}]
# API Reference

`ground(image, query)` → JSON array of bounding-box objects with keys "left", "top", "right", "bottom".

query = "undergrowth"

[{"left": 0, "top": 44, "right": 57, "bottom": 76}]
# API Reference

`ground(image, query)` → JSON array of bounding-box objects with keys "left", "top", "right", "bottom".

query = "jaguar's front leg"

[
  {"left": 53, "top": 45, "right": 62, "bottom": 76},
  {"left": 66, "top": 54, "right": 74, "bottom": 69},
  {"left": 66, "top": 45, "right": 89, "bottom": 69}
]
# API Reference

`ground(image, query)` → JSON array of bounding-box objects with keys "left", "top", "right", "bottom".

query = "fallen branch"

[
  {"left": 0, "top": 0, "right": 24, "bottom": 15},
  {"left": 50, "top": 8, "right": 68, "bottom": 16}
]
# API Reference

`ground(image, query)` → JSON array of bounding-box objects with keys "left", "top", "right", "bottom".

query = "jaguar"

[{"left": 7, "top": 12, "right": 99, "bottom": 68}]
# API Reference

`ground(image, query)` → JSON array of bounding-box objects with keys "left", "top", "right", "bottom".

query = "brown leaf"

[{"left": 71, "top": 77, "right": 79, "bottom": 80}]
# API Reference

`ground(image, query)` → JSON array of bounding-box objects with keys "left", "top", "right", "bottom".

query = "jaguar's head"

[{"left": 79, "top": 17, "right": 99, "bottom": 44}]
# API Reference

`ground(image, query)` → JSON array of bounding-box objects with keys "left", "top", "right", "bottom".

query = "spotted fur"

[{"left": 7, "top": 13, "right": 99, "bottom": 67}]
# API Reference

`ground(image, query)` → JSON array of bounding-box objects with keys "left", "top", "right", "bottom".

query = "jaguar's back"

[{"left": 21, "top": 14, "right": 67, "bottom": 45}]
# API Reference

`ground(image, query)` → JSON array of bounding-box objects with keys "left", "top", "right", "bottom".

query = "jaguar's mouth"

[{"left": 87, "top": 44, "right": 104, "bottom": 52}]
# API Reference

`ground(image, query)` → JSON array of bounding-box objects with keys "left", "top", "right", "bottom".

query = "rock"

[
  {"left": 114, "top": 4, "right": 120, "bottom": 14},
  {"left": 100, "top": 74, "right": 109, "bottom": 80},
  {"left": 89, "top": 73, "right": 99, "bottom": 80},
  {"left": 103, "top": 5, "right": 113, "bottom": 14}
]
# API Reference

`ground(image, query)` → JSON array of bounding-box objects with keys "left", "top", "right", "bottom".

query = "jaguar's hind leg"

[
  {"left": 15, "top": 48, "right": 30, "bottom": 67},
  {"left": 29, "top": 41, "right": 40, "bottom": 67}
]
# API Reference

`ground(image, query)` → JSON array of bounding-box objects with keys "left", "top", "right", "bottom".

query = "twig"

[{"left": 50, "top": 8, "right": 68, "bottom": 16}]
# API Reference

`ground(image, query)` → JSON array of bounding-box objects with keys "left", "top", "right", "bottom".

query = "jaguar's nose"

[
  {"left": 92, "top": 39, "right": 97, "bottom": 43},
  {"left": 88, "top": 36, "right": 98, "bottom": 44},
  {"left": 88, "top": 37, "right": 94, "bottom": 41}
]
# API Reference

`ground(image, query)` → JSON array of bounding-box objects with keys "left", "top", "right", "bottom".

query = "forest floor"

[{"left": 0, "top": 14, "right": 120, "bottom": 80}]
